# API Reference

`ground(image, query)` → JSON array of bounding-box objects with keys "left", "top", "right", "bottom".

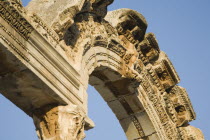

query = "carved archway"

[
  {"left": 0, "top": 0, "right": 204, "bottom": 140},
  {"left": 76, "top": 6, "right": 201, "bottom": 139}
]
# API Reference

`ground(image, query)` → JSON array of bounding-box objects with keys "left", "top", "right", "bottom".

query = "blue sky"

[{"left": 0, "top": 0, "right": 210, "bottom": 139}]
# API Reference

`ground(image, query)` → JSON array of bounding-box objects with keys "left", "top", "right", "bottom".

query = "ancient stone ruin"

[{"left": 0, "top": 0, "right": 204, "bottom": 139}]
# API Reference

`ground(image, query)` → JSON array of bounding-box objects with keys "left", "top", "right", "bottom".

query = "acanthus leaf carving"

[{"left": 33, "top": 104, "right": 86, "bottom": 140}]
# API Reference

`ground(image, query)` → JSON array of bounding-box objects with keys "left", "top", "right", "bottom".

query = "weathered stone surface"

[
  {"left": 26, "top": 0, "right": 86, "bottom": 38},
  {"left": 33, "top": 104, "right": 87, "bottom": 140},
  {"left": 0, "top": 0, "right": 204, "bottom": 140}
]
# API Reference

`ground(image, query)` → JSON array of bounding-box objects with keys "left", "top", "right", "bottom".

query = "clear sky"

[{"left": 0, "top": 0, "right": 210, "bottom": 140}]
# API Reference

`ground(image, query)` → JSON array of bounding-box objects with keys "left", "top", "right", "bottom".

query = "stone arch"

[
  {"left": 66, "top": 5, "right": 201, "bottom": 139},
  {"left": 81, "top": 37, "right": 159, "bottom": 139},
  {"left": 77, "top": 7, "right": 200, "bottom": 139},
  {"left": 0, "top": 0, "right": 204, "bottom": 140},
  {"left": 89, "top": 66, "right": 158, "bottom": 139}
]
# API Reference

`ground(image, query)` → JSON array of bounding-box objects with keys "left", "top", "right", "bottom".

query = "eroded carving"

[
  {"left": 0, "top": 0, "right": 34, "bottom": 40},
  {"left": 33, "top": 105, "right": 86, "bottom": 140},
  {"left": 26, "top": 0, "right": 86, "bottom": 38},
  {"left": 152, "top": 52, "right": 180, "bottom": 90},
  {"left": 179, "top": 125, "right": 204, "bottom": 140},
  {"left": 0, "top": 0, "right": 204, "bottom": 140},
  {"left": 137, "top": 33, "right": 160, "bottom": 64},
  {"left": 81, "top": 0, "right": 114, "bottom": 18},
  {"left": 106, "top": 8, "right": 148, "bottom": 43},
  {"left": 164, "top": 86, "right": 196, "bottom": 126}
]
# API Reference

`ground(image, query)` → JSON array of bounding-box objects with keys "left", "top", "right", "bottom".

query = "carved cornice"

[
  {"left": 0, "top": 34, "right": 30, "bottom": 62},
  {"left": 105, "top": 9, "right": 148, "bottom": 42},
  {"left": 0, "top": 1, "right": 34, "bottom": 40},
  {"left": 139, "top": 71, "right": 178, "bottom": 139},
  {"left": 168, "top": 86, "right": 196, "bottom": 124},
  {"left": 0, "top": 23, "right": 30, "bottom": 63},
  {"left": 0, "top": 23, "right": 28, "bottom": 52},
  {"left": 137, "top": 33, "right": 160, "bottom": 64},
  {"left": 0, "top": 1, "right": 203, "bottom": 139},
  {"left": 0, "top": 11, "right": 84, "bottom": 108},
  {"left": 29, "top": 13, "right": 60, "bottom": 46},
  {"left": 101, "top": 8, "right": 202, "bottom": 139}
]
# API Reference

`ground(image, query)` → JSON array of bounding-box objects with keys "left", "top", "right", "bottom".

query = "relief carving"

[
  {"left": 152, "top": 52, "right": 180, "bottom": 90},
  {"left": 64, "top": 12, "right": 111, "bottom": 61},
  {"left": 6, "top": 0, "right": 25, "bottom": 13},
  {"left": 165, "top": 86, "right": 196, "bottom": 126},
  {"left": 33, "top": 105, "right": 86, "bottom": 140},
  {"left": 26, "top": 0, "right": 86, "bottom": 38},
  {"left": 179, "top": 125, "right": 204, "bottom": 140},
  {"left": 137, "top": 33, "right": 160, "bottom": 64},
  {"left": 0, "top": 1, "right": 34, "bottom": 40},
  {"left": 105, "top": 8, "right": 148, "bottom": 43},
  {"left": 0, "top": 1, "right": 204, "bottom": 139}
]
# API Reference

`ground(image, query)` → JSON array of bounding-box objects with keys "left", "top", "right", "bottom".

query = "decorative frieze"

[
  {"left": 0, "top": 0, "right": 204, "bottom": 140},
  {"left": 0, "top": 1, "right": 34, "bottom": 40},
  {"left": 140, "top": 73, "right": 179, "bottom": 139}
]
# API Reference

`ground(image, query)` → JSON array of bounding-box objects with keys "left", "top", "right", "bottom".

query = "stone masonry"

[{"left": 0, "top": 0, "right": 204, "bottom": 139}]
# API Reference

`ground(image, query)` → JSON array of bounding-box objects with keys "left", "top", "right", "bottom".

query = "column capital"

[{"left": 33, "top": 104, "right": 86, "bottom": 140}]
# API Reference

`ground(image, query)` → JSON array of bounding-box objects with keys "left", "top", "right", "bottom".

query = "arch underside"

[{"left": 89, "top": 65, "right": 158, "bottom": 139}]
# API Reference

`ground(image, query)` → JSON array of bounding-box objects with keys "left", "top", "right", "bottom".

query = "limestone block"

[
  {"left": 147, "top": 133, "right": 160, "bottom": 140},
  {"left": 119, "top": 116, "right": 141, "bottom": 140},
  {"left": 135, "top": 112, "right": 156, "bottom": 136},
  {"left": 123, "top": 94, "right": 144, "bottom": 114},
  {"left": 107, "top": 99, "right": 129, "bottom": 120},
  {"left": 89, "top": 75, "right": 117, "bottom": 102}
]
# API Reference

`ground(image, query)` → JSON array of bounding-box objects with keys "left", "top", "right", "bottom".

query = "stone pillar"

[{"left": 32, "top": 104, "right": 86, "bottom": 140}]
